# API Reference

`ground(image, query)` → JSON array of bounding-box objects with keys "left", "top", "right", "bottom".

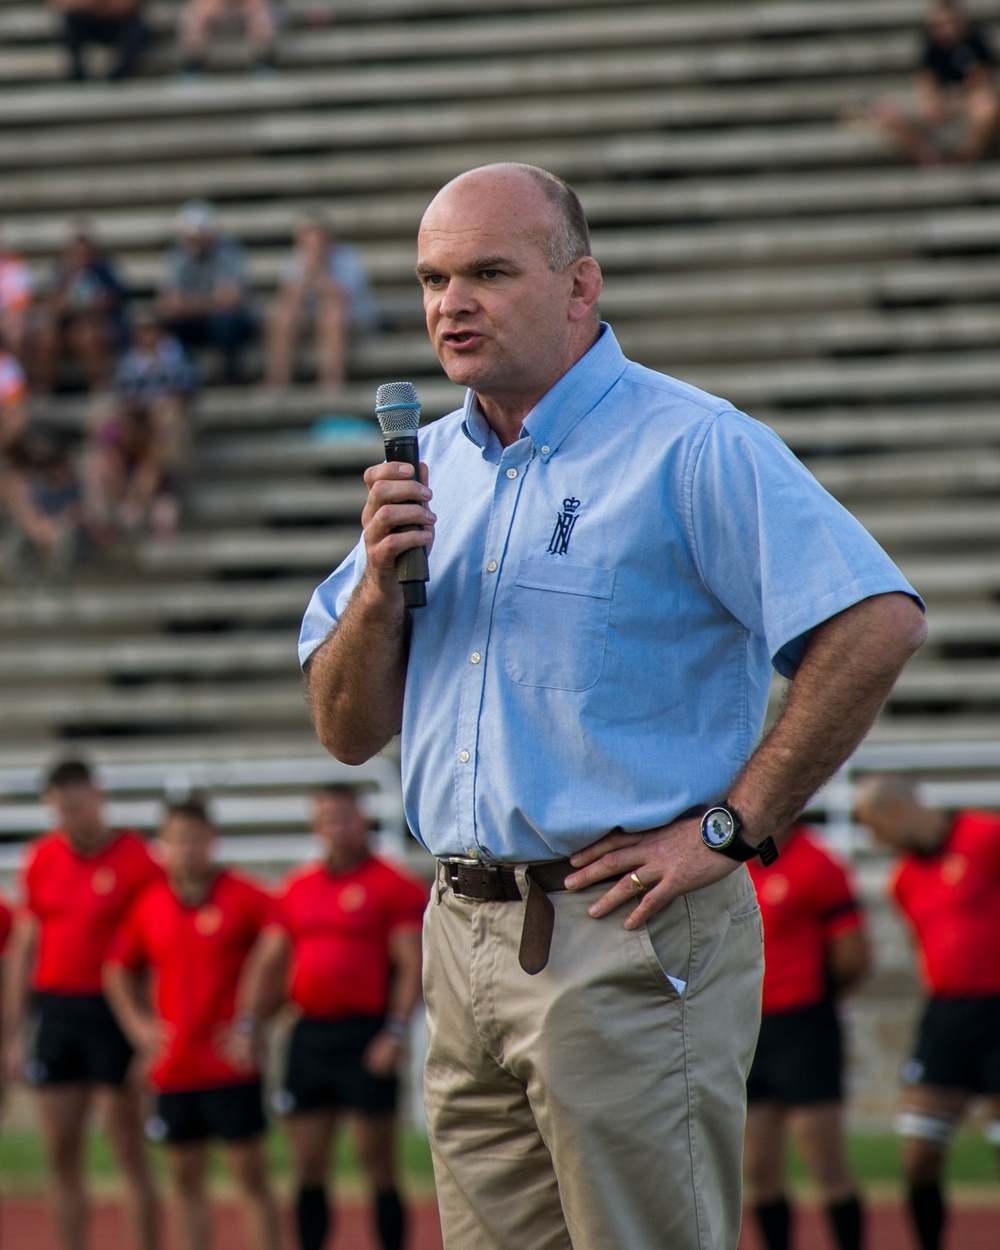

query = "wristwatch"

[{"left": 700, "top": 804, "right": 779, "bottom": 866}]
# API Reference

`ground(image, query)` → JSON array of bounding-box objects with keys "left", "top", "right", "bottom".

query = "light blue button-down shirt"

[{"left": 300, "top": 326, "right": 920, "bottom": 862}]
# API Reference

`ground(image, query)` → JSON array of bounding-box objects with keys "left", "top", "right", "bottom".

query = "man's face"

[
  {"left": 159, "top": 814, "right": 214, "bottom": 881},
  {"left": 134, "top": 320, "right": 159, "bottom": 350},
  {"left": 928, "top": 4, "right": 965, "bottom": 44},
  {"left": 312, "top": 793, "right": 370, "bottom": 868},
  {"left": 182, "top": 229, "right": 213, "bottom": 257},
  {"left": 45, "top": 782, "right": 105, "bottom": 843},
  {"left": 855, "top": 795, "right": 921, "bottom": 853},
  {"left": 416, "top": 172, "right": 585, "bottom": 416}
]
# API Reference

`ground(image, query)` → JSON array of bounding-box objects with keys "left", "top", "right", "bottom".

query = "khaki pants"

[{"left": 423, "top": 863, "right": 763, "bottom": 1250}]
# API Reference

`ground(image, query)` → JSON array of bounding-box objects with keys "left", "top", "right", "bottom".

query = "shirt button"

[
  {"left": 541, "top": 445, "right": 551, "bottom": 455},
  {"left": 466, "top": 847, "right": 479, "bottom": 859},
  {"left": 458, "top": 750, "right": 471, "bottom": 763},
  {"left": 506, "top": 467, "right": 518, "bottom": 479},
  {"left": 470, "top": 652, "right": 481, "bottom": 664},
  {"left": 486, "top": 560, "right": 498, "bottom": 573}
]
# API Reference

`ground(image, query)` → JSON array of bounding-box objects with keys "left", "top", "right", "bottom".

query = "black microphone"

[{"left": 374, "top": 381, "right": 429, "bottom": 609}]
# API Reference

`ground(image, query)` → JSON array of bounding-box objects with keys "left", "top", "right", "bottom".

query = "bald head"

[
  {"left": 422, "top": 164, "right": 592, "bottom": 273},
  {"left": 854, "top": 773, "right": 948, "bottom": 853},
  {"left": 416, "top": 163, "right": 603, "bottom": 434}
]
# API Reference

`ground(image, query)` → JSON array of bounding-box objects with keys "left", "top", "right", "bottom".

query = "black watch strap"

[{"left": 701, "top": 804, "right": 779, "bottom": 867}]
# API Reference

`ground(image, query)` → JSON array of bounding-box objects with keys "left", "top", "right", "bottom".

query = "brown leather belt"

[{"left": 441, "top": 858, "right": 575, "bottom": 976}]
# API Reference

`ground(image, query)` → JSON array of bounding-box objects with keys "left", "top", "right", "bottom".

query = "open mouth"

[{"left": 442, "top": 330, "right": 483, "bottom": 349}]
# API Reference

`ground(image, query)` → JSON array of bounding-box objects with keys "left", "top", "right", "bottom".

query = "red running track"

[{"left": 4, "top": 1198, "right": 998, "bottom": 1248}]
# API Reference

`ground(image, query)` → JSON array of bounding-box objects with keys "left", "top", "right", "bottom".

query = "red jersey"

[
  {"left": 107, "top": 869, "right": 274, "bottom": 1092},
  {"left": 748, "top": 826, "right": 863, "bottom": 1016},
  {"left": 0, "top": 894, "right": 12, "bottom": 956},
  {"left": 22, "top": 830, "right": 160, "bottom": 995},
  {"left": 274, "top": 856, "right": 427, "bottom": 1021},
  {"left": 890, "top": 809, "right": 1000, "bottom": 998}
]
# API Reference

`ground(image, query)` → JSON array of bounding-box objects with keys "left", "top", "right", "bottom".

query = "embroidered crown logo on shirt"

[
  {"left": 91, "top": 867, "right": 117, "bottom": 896},
  {"left": 547, "top": 497, "right": 581, "bottom": 555},
  {"left": 195, "top": 905, "right": 223, "bottom": 936}
]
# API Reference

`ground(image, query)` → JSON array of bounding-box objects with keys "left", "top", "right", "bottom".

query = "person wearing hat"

[{"left": 157, "top": 202, "right": 255, "bottom": 385}]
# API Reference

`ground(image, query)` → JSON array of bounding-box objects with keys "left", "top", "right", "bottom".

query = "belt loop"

[{"left": 433, "top": 860, "right": 446, "bottom": 905}]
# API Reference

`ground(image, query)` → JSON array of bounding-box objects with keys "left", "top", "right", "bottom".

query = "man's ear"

[{"left": 567, "top": 257, "right": 603, "bottom": 323}]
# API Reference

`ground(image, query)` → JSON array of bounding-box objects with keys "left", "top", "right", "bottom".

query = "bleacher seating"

[{"left": 2, "top": 0, "right": 1000, "bottom": 844}]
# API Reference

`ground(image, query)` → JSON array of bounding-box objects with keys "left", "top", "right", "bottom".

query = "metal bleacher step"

[
  {"left": 0, "top": 579, "right": 318, "bottom": 632},
  {"left": 0, "top": 634, "right": 300, "bottom": 681}
]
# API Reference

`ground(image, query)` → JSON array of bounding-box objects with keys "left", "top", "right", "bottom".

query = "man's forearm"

[
  {"left": 729, "top": 592, "right": 926, "bottom": 843},
  {"left": 1, "top": 921, "right": 34, "bottom": 1044},
  {"left": 102, "top": 964, "right": 149, "bottom": 1046},
  {"left": 305, "top": 570, "right": 410, "bottom": 765}
]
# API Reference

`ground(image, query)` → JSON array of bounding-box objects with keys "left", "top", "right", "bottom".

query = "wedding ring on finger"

[{"left": 629, "top": 870, "right": 646, "bottom": 895}]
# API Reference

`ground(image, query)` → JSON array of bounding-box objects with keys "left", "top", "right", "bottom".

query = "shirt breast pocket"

[{"left": 504, "top": 560, "right": 615, "bottom": 691}]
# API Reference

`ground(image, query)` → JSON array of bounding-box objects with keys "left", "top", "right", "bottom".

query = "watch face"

[{"left": 703, "top": 808, "right": 736, "bottom": 849}]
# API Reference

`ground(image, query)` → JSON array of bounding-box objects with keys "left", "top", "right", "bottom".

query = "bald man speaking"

[{"left": 299, "top": 164, "right": 926, "bottom": 1250}]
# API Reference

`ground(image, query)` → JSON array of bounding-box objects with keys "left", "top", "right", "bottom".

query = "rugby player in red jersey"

[
  {"left": 0, "top": 890, "right": 12, "bottom": 1183},
  {"left": 103, "top": 799, "right": 280, "bottom": 1250},
  {"left": 856, "top": 774, "right": 1000, "bottom": 1250},
  {"left": 0, "top": 758, "right": 160, "bottom": 1250},
  {"left": 240, "top": 784, "right": 427, "bottom": 1250},
  {"left": 745, "top": 824, "right": 871, "bottom": 1250}
]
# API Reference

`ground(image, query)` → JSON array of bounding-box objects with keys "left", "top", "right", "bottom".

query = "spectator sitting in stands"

[
  {"left": 114, "top": 309, "right": 199, "bottom": 470},
  {"left": 0, "top": 230, "right": 36, "bottom": 364},
  {"left": 1, "top": 427, "right": 84, "bottom": 586},
  {"left": 0, "top": 332, "right": 29, "bottom": 451},
  {"left": 157, "top": 201, "right": 255, "bottom": 385},
  {"left": 869, "top": 0, "right": 999, "bottom": 165},
  {"left": 265, "top": 211, "right": 378, "bottom": 392},
  {"left": 36, "top": 225, "right": 129, "bottom": 394},
  {"left": 51, "top": 0, "right": 151, "bottom": 83},
  {"left": 85, "top": 393, "right": 182, "bottom": 543},
  {"left": 177, "top": 0, "right": 278, "bottom": 75}
]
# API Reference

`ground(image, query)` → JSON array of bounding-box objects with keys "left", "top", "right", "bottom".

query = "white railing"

[
  {"left": 3, "top": 740, "right": 998, "bottom": 871},
  {"left": 806, "top": 739, "right": 1000, "bottom": 857},
  {"left": 0, "top": 753, "right": 408, "bottom": 871}
]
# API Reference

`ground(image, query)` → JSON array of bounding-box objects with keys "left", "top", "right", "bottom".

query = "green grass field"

[
  {"left": 0, "top": 1127, "right": 995, "bottom": 1197},
  {"left": 0, "top": 1126, "right": 437, "bottom": 1196}
]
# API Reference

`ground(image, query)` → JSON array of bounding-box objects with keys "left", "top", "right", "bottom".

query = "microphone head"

[{"left": 375, "top": 381, "right": 420, "bottom": 434}]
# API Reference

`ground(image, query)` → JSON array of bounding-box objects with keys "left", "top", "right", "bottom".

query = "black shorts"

[
  {"left": 747, "top": 998, "right": 844, "bottom": 1107},
  {"left": 148, "top": 1080, "right": 267, "bottom": 1145},
  {"left": 904, "top": 994, "right": 1000, "bottom": 1094},
  {"left": 28, "top": 992, "right": 133, "bottom": 1088},
  {"left": 274, "top": 1016, "right": 398, "bottom": 1118}
]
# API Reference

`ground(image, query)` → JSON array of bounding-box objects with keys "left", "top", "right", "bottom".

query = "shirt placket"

[{"left": 452, "top": 437, "right": 533, "bottom": 861}]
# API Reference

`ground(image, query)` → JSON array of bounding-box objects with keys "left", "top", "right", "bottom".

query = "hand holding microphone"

[{"left": 372, "top": 381, "right": 431, "bottom": 609}]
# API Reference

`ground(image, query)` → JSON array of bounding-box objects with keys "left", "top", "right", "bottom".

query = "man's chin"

[{"left": 438, "top": 354, "right": 490, "bottom": 390}]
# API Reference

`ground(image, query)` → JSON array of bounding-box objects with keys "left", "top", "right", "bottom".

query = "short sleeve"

[
  {"left": 813, "top": 848, "right": 863, "bottom": 942},
  {"left": 250, "top": 880, "right": 280, "bottom": 931},
  {"left": 969, "top": 812, "right": 1000, "bottom": 879},
  {"left": 218, "top": 241, "right": 247, "bottom": 287},
  {"left": 298, "top": 542, "right": 369, "bottom": 667},
  {"left": 266, "top": 881, "right": 294, "bottom": 934},
  {"left": 159, "top": 246, "right": 183, "bottom": 293},
  {"left": 0, "top": 898, "right": 12, "bottom": 956},
  {"left": 386, "top": 870, "right": 429, "bottom": 931},
  {"left": 105, "top": 902, "right": 147, "bottom": 971},
  {"left": 20, "top": 843, "right": 42, "bottom": 917},
  {"left": 688, "top": 410, "right": 922, "bottom": 678},
  {"left": 130, "top": 840, "right": 162, "bottom": 899}
]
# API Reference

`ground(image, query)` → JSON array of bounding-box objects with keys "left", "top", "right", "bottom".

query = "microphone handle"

[{"left": 383, "top": 433, "right": 429, "bottom": 608}]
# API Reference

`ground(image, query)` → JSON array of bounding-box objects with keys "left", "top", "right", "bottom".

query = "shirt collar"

[{"left": 460, "top": 323, "right": 627, "bottom": 459}]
